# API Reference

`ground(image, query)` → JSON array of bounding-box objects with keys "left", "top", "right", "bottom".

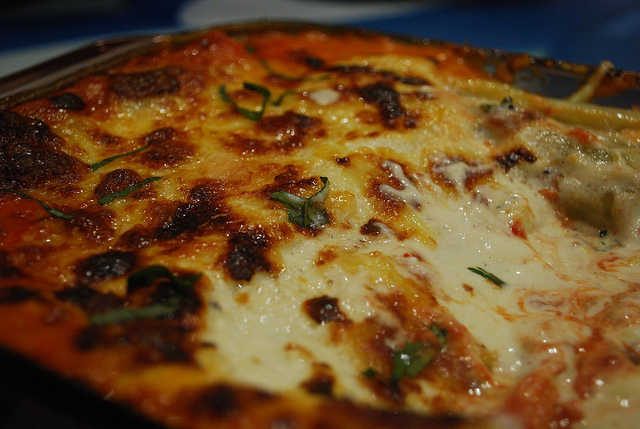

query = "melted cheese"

[{"left": 0, "top": 25, "right": 639, "bottom": 429}]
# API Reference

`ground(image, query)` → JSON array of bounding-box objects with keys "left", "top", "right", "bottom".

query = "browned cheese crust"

[{"left": 1, "top": 24, "right": 640, "bottom": 429}]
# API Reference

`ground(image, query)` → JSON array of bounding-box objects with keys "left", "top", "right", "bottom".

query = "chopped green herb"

[
  {"left": 429, "top": 324, "right": 447, "bottom": 347},
  {"left": 390, "top": 341, "right": 436, "bottom": 384},
  {"left": 362, "top": 368, "right": 378, "bottom": 379},
  {"left": 362, "top": 326, "right": 446, "bottom": 384},
  {"left": 89, "top": 296, "right": 183, "bottom": 326},
  {"left": 468, "top": 266, "right": 506, "bottom": 287},
  {"left": 97, "top": 176, "right": 162, "bottom": 205},
  {"left": 219, "top": 82, "right": 271, "bottom": 121},
  {"left": 259, "top": 58, "right": 299, "bottom": 81},
  {"left": 270, "top": 177, "right": 330, "bottom": 228},
  {"left": 90, "top": 142, "right": 152, "bottom": 170},
  {"left": 479, "top": 103, "right": 493, "bottom": 113},
  {"left": 0, "top": 189, "right": 73, "bottom": 219},
  {"left": 90, "top": 265, "right": 202, "bottom": 326},
  {"left": 272, "top": 90, "right": 296, "bottom": 106},
  {"left": 127, "top": 264, "right": 202, "bottom": 292}
]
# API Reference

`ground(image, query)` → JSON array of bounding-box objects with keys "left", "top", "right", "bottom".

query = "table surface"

[{"left": 0, "top": 0, "right": 639, "bottom": 427}]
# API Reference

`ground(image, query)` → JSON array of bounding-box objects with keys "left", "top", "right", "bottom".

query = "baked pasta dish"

[{"left": 1, "top": 22, "right": 640, "bottom": 429}]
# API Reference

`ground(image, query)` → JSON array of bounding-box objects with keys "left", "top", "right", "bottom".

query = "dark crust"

[
  {"left": 258, "top": 111, "right": 323, "bottom": 152},
  {"left": 74, "top": 250, "right": 137, "bottom": 285},
  {"left": 327, "top": 64, "right": 429, "bottom": 86},
  {"left": 222, "top": 228, "right": 271, "bottom": 281},
  {"left": 110, "top": 67, "right": 181, "bottom": 99},
  {"left": 67, "top": 208, "right": 116, "bottom": 244},
  {"left": 138, "top": 127, "right": 195, "bottom": 169},
  {"left": 360, "top": 218, "right": 385, "bottom": 236},
  {"left": 360, "top": 82, "right": 416, "bottom": 129},
  {"left": 67, "top": 267, "right": 205, "bottom": 364},
  {"left": 0, "top": 251, "right": 24, "bottom": 278},
  {"left": 155, "top": 182, "right": 226, "bottom": 240},
  {"left": 0, "top": 110, "right": 85, "bottom": 190},
  {"left": 303, "top": 295, "right": 350, "bottom": 324},
  {"left": 495, "top": 147, "right": 537, "bottom": 171},
  {"left": 0, "top": 286, "right": 39, "bottom": 304},
  {"left": 49, "top": 92, "right": 86, "bottom": 111},
  {"left": 183, "top": 381, "right": 471, "bottom": 429},
  {"left": 94, "top": 169, "right": 143, "bottom": 199},
  {"left": 56, "top": 285, "right": 122, "bottom": 314}
]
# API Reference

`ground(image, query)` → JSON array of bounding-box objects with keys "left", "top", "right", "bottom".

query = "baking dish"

[{"left": 1, "top": 20, "right": 640, "bottom": 429}]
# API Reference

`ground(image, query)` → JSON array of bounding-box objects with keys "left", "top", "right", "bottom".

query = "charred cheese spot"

[
  {"left": 287, "top": 49, "right": 325, "bottom": 70},
  {"left": 94, "top": 169, "right": 143, "bottom": 200},
  {"left": 258, "top": 165, "right": 317, "bottom": 199},
  {"left": 74, "top": 268, "right": 203, "bottom": 362},
  {"left": 56, "top": 285, "right": 122, "bottom": 314},
  {"left": 156, "top": 183, "right": 226, "bottom": 240},
  {"left": 49, "top": 92, "right": 86, "bottom": 111},
  {"left": 90, "top": 129, "right": 124, "bottom": 146},
  {"left": 68, "top": 208, "right": 115, "bottom": 243},
  {"left": 0, "top": 286, "right": 39, "bottom": 304},
  {"left": 192, "top": 384, "right": 274, "bottom": 417},
  {"left": 0, "top": 111, "right": 85, "bottom": 190},
  {"left": 223, "top": 229, "right": 271, "bottom": 281},
  {"left": 258, "top": 111, "right": 323, "bottom": 152},
  {"left": 360, "top": 82, "right": 415, "bottom": 129},
  {"left": 193, "top": 384, "right": 238, "bottom": 417},
  {"left": 360, "top": 218, "right": 387, "bottom": 236},
  {"left": 225, "top": 134, "right": 268, "bottom": 156},
  {"left": 0, "top": 251, "right": 23, "bottom": 278},
  {"left": 303, "top": 56, "right": 324, "bottom": 70},
  {"left": 110, "top": 67, "right": 181, "bottom": 98},
  {"left": 138, "top": 127, "right": 194, "bottom": 168},
  {"left": 74, "top": 250, "right": 136, "bottom": 285},
  {"left": 118, "top": 225, "right": 154, "bottom": 250},
  {"left": 76, "top": 319, "right": 197, "bottom": 363},
  {"left": 303, "top": 295, "right": 349, "bottom": 325},
  {"left": 495, "top": 147, "right": 537, "bottom": 172},
  {"left": 301, "top": 362, "right": 335, "bottom": 397},
  {"left": 229, "top": 113, "right": 323, "bottom": 155},
  {"left": 327, "top": 64, "right": 429, "bottom": 86}
]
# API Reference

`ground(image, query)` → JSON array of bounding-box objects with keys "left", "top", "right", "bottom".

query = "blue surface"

[
  {"left": 0, "top": 0, "right": 187, "bottom": 49},
  {"left": 351, "top": 0, "right": 640, "bottom": 70},
  {"left": 0, "top": 0, "right": 639, "bottom": 71}
]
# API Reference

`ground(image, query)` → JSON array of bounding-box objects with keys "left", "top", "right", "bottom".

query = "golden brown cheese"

[{"left": 1, "top": 24, "right": 640, "bottom": 429}]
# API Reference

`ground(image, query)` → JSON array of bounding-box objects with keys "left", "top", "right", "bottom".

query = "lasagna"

[{"left": 1, "top": 22, "right": 640, "bottom": 429}]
